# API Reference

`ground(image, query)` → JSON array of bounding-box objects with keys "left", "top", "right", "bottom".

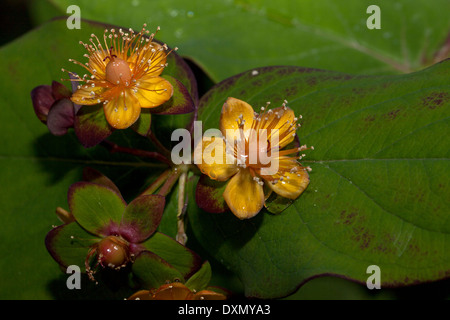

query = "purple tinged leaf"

[
  {"left": 142, "top": 232, "right": 203, "bottom": 280},
  {"left": 45, "top": 222, "right": 100, "bottom": 269},
  {"left": 120, "top": 194, "right": 166, "bottom": 243},
  {"left": 66, "top": 176, "right": 166, "bottom": 245},
  {"left": 195, "top": 174, "right": 229, "bottom": 214},
  {"left": 74, "top": 104, "right": 114, "bottom": 148},
  {"left": 130, "top": 76, "right": 195, "bottom": 137},
  {"left": 31, "top": 85, "right": 53, "bottom": 123},
  {"left": 82, "top": 167, "right": 121, "bottom": 195},
  {"left": 51, "top": 81, "right": 71, "bottom": 100},
  {"left": 67, "top": 181, "right": 126, "bottom": 237},
  {"left": 46, "top": 98, "right": 75, "bottom": 136},
  {"left": 149, "top": 75, "right": 195, "bottom": 115},
  {"left": 31, "top": 81, "right": 75, "bottom": 133}
]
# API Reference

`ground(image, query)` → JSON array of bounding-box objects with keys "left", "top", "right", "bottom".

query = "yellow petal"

[
  {"left": 103, "top": 90, "right": 141, "bottom": 129},
  {"left": 194, "top": 136, "right": 238, "bottom": 181},
  {"left": 71, "top": 85, "right": 106, "bottom": 105},
  {"left": 223, "top": 168, "right": 265, "bottom": 219},
  {"left": 134, "top": 77, "right": 173, "bottom": 108},
  {"left": 264, "top": 165, "right": 309, "bottom": 200},
  {"left": 258, "top": 106, "right": 296, "bottom": 149},
  {"left": 132, "top": 42, "right": 168, "bottom": 77},
  {"left": 88, "top": 50, "right": 108, "bottom": 79},
  {"left": 220, "top": 97, "right": 255, "bottom": 138}
]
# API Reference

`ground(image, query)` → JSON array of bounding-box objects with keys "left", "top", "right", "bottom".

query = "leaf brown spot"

[{"left": 422, "top": 92, "right": 449, "bottom": 110}]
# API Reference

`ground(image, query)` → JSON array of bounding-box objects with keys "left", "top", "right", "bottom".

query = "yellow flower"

[
  {"left": 64, "top": 24, "right": 175, "bottom": 129},
  {"left": 195, "top": 97, "right": 311, "bottom": 219}
]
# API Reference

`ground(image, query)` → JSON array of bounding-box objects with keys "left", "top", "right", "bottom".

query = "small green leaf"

[
  {"left": 141, "top": 232, "right": 203, "bottom": 280},
  {"left": 82, "top": 167, "right": 121, "bottom": 195},
  {"left": 132, "top": 251, "right": 185, "bottom": 289},
  {"left": 68, "top": 182, "right": 126, "bottom": 236},
  {"left": 264, "top": 191, "right": 294, "bottom": 214},
  {"left": 131, "top": 109, "right": 151, "bottom": 137},
  {"left": 185, "top": 261, "right": 212, "bottom": 292},
  {"left": 45, "top": 222, "right": 100, "bottom": 269}
]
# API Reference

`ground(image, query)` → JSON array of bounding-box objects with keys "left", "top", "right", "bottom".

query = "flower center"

[
  {"left": 105, "top": 57, "right": 132, "bottom": 86},
  {"left": 234, "top": 116, "right": 272, "bottom": 169}
]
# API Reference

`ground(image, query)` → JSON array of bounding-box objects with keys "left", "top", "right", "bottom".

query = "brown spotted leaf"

[{"left": 188, "top": 60, "right": 450, "bottom": 298}]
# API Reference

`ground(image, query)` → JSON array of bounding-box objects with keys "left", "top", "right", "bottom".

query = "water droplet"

[
  {"left": 187, "top": 11, "right": 194, "bottom": 18},
  {"left": 131, "top": 0, "right": 140, "bottom": 6},
  {"left": 170, "top": 9, "right": 179, "bottom": 17},
  {"left": 174, "top": 28, "right": 183, "bottom": 39}
]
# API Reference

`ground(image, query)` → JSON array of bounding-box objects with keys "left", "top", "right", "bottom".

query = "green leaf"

[
  {"left": 188, "top": 61, "right": 450, "bottom": 298},
  {"left": 74, "top": 103, "right": 114, "bottom": 148},
  {"left": 121, "top": 194, "right": 165, "bottom": 243},
  {"left": 45, "top": 222, "right": 100, "bottom": 269},
  {"left": 185, "top": 260, "right": 212, "bottom": 292},
  {"left": 141, "top": 232, "right": 203, "bottom": 280},
  {"left": 50, "top": 0, "right": 450, "bottom": 81},
  {"left": 264, "top": 190, "right": 294, "bottom": 214},
  {"left": 130, "top": 109, "right": 152, "bottom": 137},
  {"left": 68, "top": 182, "right": 127, "bottom": 236},
  {"left": 132, "top": 251, "right": 185, "bottom": 289},
  {"left": 195, "top": 174, "right": 228, "bottom": 213},
  {"left": 82, "top": 167, "right": 122, "bottom": 195}
]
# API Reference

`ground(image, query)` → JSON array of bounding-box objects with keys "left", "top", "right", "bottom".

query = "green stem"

[
  {"left": 139, "top": 168, "right": 172, "bottom": 196},
  {"left": 157, "top": 168, "right": 181, "bottom": 197},
  {"left": 101, "top": 140, "right": 172, "bottom": 166}
]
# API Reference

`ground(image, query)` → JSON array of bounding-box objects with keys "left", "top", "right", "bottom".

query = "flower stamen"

[{"left": 61, "top": 24, "right": 174, "bottom": 129}]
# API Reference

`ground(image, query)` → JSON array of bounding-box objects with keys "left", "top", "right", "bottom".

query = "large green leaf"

[
  {"left": 50, "top": 0, "right": 450, "bottom": 81},
  {"left": 0, "top": 18, "right": 195, "bottom": 299},
  {"left": 187, "top": 61, "right": 450, "bottom": 298}
]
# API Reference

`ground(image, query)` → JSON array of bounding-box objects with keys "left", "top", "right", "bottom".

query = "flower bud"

[
  {"left": 31, "top": 81, "right": 75, "bottom": 136},
  {"left": 97, "top": 236, "right": 130, "bottom": 268}
]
